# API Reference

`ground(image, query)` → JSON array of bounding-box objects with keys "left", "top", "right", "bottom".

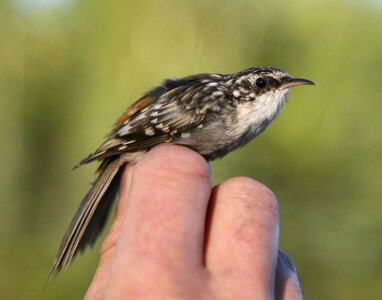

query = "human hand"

[{"left": 85, "top": 145, "right": 302, "bottom": 300}]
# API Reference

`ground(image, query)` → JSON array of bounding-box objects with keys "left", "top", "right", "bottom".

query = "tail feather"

[
  {"left": 78, "top": 171, "right": 120, "bottom": 250},
  {"left": 48, "top": 158, "right": 122, "bottom": 281}
]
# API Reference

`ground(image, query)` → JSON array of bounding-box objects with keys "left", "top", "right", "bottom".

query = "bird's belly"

[{"left": 172, "top": 121, "right": 265, "bottom": 161}]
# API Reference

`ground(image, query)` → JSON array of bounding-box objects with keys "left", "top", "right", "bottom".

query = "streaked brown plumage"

[{"left": 48, "top": 67, "right": 313, "bottom": 280}]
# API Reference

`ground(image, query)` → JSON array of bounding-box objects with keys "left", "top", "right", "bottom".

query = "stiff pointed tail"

[{"left": 48, "top": 158, "right": 123, "bottom": 281}]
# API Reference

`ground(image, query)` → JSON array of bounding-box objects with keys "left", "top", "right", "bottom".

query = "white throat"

[{"left": 234, "top": 89, "right": 290, "bottom": 137}]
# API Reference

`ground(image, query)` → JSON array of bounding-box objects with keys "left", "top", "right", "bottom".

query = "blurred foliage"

[{"left": 1, "top": 0, "right": 382, "bottom": 299}]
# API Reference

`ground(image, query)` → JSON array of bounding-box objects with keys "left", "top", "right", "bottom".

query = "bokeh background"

[{"left": 1, "top": 0, "right": 382, "bottom": 299}]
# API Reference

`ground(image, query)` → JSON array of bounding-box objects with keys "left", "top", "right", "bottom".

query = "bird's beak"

[{"left": 280, "top": 78, "right": 315, "bottom": 89}]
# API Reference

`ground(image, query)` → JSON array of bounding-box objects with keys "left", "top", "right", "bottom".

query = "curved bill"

[{"left": 280, "top": 78, "right": 315, "bottom": 89}]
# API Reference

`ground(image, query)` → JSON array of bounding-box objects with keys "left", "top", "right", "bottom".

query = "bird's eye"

[{"left": 255, "top": 77, "right": 267, "bottom": 89}]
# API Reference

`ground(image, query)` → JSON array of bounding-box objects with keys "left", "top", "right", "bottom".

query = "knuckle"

[
  {"left": 223, "top": 177, "right": 278, "bottom": 216},
  {"left": 99, "top": 239, "right": 115, "bottom": 263},
  {"left": 99, "top": 221, "right": 120, "bottom": 259}
]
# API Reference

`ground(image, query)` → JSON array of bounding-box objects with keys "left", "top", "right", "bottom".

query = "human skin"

[{"left": 84, "top": 145, "right": 303, "bottom": 300}]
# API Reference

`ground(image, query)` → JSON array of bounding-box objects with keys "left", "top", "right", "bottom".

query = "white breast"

[{"left": 234, "top": 89, "right": 290, "bottom": 137}]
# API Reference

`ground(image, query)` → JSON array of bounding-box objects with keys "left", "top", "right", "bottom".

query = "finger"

[
  {"left": 275, "top": 251, "right": 303, "bottom": 300},
  {"left": 205, "top": 177, "right": 279, "bottom": 298},
  {"left": 85, "top": 164, "right": 135, "bottom": 300},
  {"left": 107, "top": 145, "right": 211, "bottom": 290}
]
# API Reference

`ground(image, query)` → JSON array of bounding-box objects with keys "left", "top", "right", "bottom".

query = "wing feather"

[{"left": 76, "top": 74, "right": 227, "bottom": 167}]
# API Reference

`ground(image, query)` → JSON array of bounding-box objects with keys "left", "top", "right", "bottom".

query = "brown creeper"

[{"left": 49, "top": 67, "right": 314, "bottom": 279}]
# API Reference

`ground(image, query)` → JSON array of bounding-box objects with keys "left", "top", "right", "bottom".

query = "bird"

[{"left": 48, "top": 67, "right": 314, "bottom": 279}]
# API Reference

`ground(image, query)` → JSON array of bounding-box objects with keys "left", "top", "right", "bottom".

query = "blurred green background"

[{"left": 1, "top": 0, "right": 382, "bottom": 299}]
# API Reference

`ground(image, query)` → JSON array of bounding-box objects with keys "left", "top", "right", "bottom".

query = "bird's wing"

[{"left": 75, "top": 78, "right": 226, "bottom": 167}]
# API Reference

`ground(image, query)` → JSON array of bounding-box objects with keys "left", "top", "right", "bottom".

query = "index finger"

[{"left": 109, "top": 145, "right": 211, "bottom": 279}]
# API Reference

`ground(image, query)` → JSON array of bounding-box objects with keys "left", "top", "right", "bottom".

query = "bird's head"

[
  {"left": 227, "top": 67, "right": 314, "bottom": 129},
  {"left": 229, "top": 67, "right": 314, "bottom": 104}
]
